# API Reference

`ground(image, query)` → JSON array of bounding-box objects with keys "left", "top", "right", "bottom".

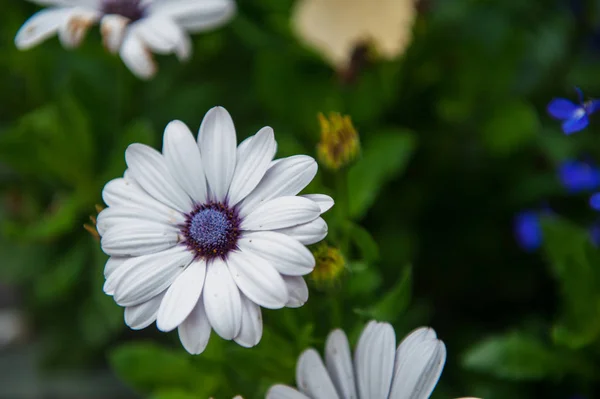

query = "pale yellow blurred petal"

[{"left": 292, "top": 0, "right": 416, "bottom": 69}]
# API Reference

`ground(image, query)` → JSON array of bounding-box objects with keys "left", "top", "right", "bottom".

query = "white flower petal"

[
  {"left": 124, "top": 290, "right": 166, "bottom": 330},
  {"left": 15, "top": 8, "right": 72, "bottom": 50},
  {"left": 163, "top": 120, "right": 208, "bottom": 203},
  {"left": 100, "top": 14, "right": 128, "bottom": 53},
  {"left": 241, "top": 196, "right": 320, "bottom": 231},
  {"left": 325, "top": 329, "right": 357, "bottom": 399},
  {"left": 226, "top": 249, "right": 288, "bottom": 309},
  {"left": 234, "top": 293, "right": 263, "bottom": 348},
  {"left": 150, "top": 0, "right": 236, "bottom": 32},
  {"left": 237, "top": 155, "right": 317, "bottom": 217},
  {"left": 104, "top": 256, "right": 129, "bottom": 279},
  {"left": 237, "top": 231, "right": 315, "bottom": 276},
  {"left": 266, "top": 385, "right": 311, "bottom": 399},
  {"left": 157, "top": 259, "right": 206, "bottom": 332},
  {"left": 203, "top": 258, "right": 242, "bottom": 340},
  {"left": 389, "top": 327, "right": 446, "bottom": 399},
  {"left": 198, "top": 106, "right": 237, "bottom": 202},
  {"left": 296, "top": 349, "right": 340, "bottom": 399},
  {"left": 102, "top": 177, "right": 183, "bottom": 221},
  {"left": 132, "top": 17, "right": 191, "bottom": 60},
  {"left": 178, "top": 297, "right": 212, "bottom": 355},
  {"left": 96, "top": 206, "right": 183, "bottom": 237},
  {"left": 112, "top": 246, "right": 194, "bottom": 307},
  {"left": 58, "top": 7, "right": 99, "bottom": 48},
  {"left": 228, "top": 127, "right": 276, "bottom": 206},
  {"left": 274, "top": 217, "right": 328, "bottom": 245},
  {"left": 119, "top": 31, "right": 157, "bottom": 80},
  {"left": 354, "top": 321, "right": 396, "bottom": 399},
  {"left": 300, "top": 194, "right": 334, "bottom": 214},
  {"left": 101, "top": 221, "right": 180, "bottom": 257},
  {"left": 125, "top": 143, "right": 192, "bottom": 212},
  {"left": 283, "top": 276, "right": 308, "bottom": 308}
]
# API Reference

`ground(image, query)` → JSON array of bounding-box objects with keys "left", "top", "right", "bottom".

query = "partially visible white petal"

[
  {"left": 112, "top": 246, "right": 194, "bottom": 307},
  {"left": 228, "top": 127, "right": 276, "bottom": 206},
  {"left": 101, "top": 178, "right": 183, "bottom": 222},
  {"left": 125, "top": 143, "right": 192, "bottom": 212},
  {"left": 241, "top": 196, "right": 320, "bottom": 231},
  {"left": 163, "top": 120, "right": 208, "bottom": 203},
  {"left": 150, "top": 0, "right": 236, "bottom": 32},
  {"left": 354, "top": 321, "right": 396, "bottom": 399},
  {"left": 101, "top": 221, "right": 180, "bottom": 257},
  {"left": 96, "top": 206, "right": 183, "bottom": 237},
  {"left": 203, "top": 258, "right": 242, "bottom": 340},
  {"left": 283, "top": 276, "right": 308, "bottom": 308},
  {"left": 198, "top": 106, "right": 237, "bottom": 202},
  {"left": 131, "top": 17, "right": 191, "bottom": 60},
  {"left": 100, "top": 14, "right": 128, "bottom": 53},
  {"left": 226, "top": 249, "right": 288, "bottom": 309},
  {"left": 300, "top": 194, "right": 334, "bottom": 214},
  {"left": 58, "top": 7, "right": 99, "bottom": 48},
  {"left": 15, "top": 8, "right": 72, "bottom": 50},
  {"left": 266, "top": 385, "right": 310, "bottom": 399},
  {"left": 238, "top": 231, "right": 315, "bottom": 276},
  {"left": 119, "top": 30, "right": 157, "bottom": 80},
  {"left": 296, "top": 349, "right": 340, "bottom": 399},
  {"left": 389, "top": 327, "right": 446, "bottom": 399},
  {"left": 237, "top": 155, "right": 317, "bottom": 217},
  {"left": 274, "top": 217, "right": 328, "bottom": 245},
  {"left": 325, "top": 329, "right": 357, "bottom": 399},
  {"left": 157, "top": 259, "right": 206, "bottom": 332},
  {"left": 124, "top": 290, "right": 166, "bottom": 330},
  {"left": 104, "top": 256, "right": 129, "bottom": 279},
  {"left": 234, "top": 293, "right": 263, "bottom": 348},
  {"left": 178, "top": 297, "right": 212, "bottom": 355}
]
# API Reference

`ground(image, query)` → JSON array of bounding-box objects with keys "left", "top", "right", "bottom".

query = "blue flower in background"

[
  {"left": 514, "top": 211, "right": 543, "bottom": 252},
  {"left": 558, "top": 159, "right": 600, "bottom": 193},
  {"left": 547, "top": 87, "right": 600, "bottom": 134}
]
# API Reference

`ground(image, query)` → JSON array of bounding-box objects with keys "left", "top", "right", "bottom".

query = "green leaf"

[
  {"left": 482, "top": 100, "right": 539, "bottom": 155},
  {"left": 541, "top": 216, "right": 600, "bottom": 349},
  {"left": 346, "top": 222, "right": 380, "bottom": 262},
  {"left": 462, "top": 332, "right": 573, "bottom": 380},
  {"left": 153, "top": 390, "right": 199, "bottom": 399},
  {"left": 356, "top": 266, "right": 411, "bottom": 322},
  {"left": 33, "top": 241, "right": 87, "bottom": 302},
  {"left": 109, "top": 342, "right": 207, "bottom": 394},
  {"left": 0, "top": 95, "right": 94, "bottom": 184},
  {"left": 348, "top": 129, "right": 416, "bottom": 218}
]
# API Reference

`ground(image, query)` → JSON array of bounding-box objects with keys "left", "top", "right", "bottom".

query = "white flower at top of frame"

[
  {"left": 99, "top": 106, "right": 333, "bottom": 355},
  {"left": 291, "top": 0, "right": 416, "bottom": 70},
  {"left": 15, "top": 0, "right": 236, "bottom": 79},
  {"left": 266, "top": 320, "right": 446, "bottom": 399}
]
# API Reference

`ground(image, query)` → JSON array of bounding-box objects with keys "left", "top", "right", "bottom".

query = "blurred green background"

[{"left": 1, "top": 0, "right": 600, "bottom": 398}]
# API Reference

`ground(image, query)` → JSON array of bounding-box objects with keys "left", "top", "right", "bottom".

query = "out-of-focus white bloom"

[
  {"left": 291, "top": 0, "right": 416, "bottom": 70},
  {"left": 15, "top": 0, "right": 236, "bottom": 79},
  {"left": 99, "top": 106, "right": 332, "bottom": 355},
  {"left": 267, "top": 320, "right": 446, "bottom": 399}
]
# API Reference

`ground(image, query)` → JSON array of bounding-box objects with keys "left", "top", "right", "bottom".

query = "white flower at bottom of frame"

[
  {"left": 266, "top": 320, "right": 447, "bottom": 399},
  {"left": 99, "top": 106, "right": 333, "bottom": 355},
  {"left": 14, "top": 0, "right": 236, "bottom": 79}
]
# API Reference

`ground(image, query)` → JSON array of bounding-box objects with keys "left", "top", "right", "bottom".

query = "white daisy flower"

[
  {"left": 15, "top": 0, "right": 236, "bottom": 79},
  {"left": 267, "top": 320, "right": 446, "bottom": 399},
  {"left": 99, "top": 106, "right": 333, "bottom": 355}
]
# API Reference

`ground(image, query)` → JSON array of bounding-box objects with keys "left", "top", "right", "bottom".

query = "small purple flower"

[
  {"left": 589, "top": 192, "right": 600, "bottom": 211},
  {"left": 514, "top": 211, "right": 543, "bottom": 252},
  {"left": 547, "top": 87, "right": 600, "bottom": 134},
  {"left": 558, "top": 159, "right": 600, "bottom": 193}
]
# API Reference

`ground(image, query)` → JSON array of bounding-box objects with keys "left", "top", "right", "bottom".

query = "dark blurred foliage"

[{"left": 2, "top": 0, "right": 600, "bottom": 398}]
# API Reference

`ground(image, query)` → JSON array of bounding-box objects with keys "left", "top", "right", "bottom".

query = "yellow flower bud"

[
  {"left": 317, "top": 112, "right": 360, "bottom": 170},
  {"left": 311, "top": 243, "right": 346, "bottom": 286}
]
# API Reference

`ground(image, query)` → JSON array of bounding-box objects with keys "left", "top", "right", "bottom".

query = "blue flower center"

[
  {"left": 182, "top": 203, "right": 240, "bottom": 260},
  {"left": 102, "top": 0, "right": 146, "bottom": 21}
]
